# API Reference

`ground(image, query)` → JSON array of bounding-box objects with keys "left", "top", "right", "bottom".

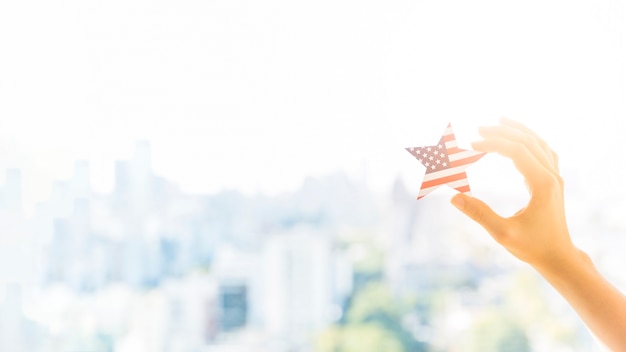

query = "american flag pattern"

[{"left": 406, "top": 123, "right": 485, "bottom": 200}]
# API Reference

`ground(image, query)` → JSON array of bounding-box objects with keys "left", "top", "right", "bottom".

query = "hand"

[
  {"left": 450, "top": 117, "right": 578, "bottom": 271},
  {"left": 452, "top": 117, "right": 626, "bottom": 351}
]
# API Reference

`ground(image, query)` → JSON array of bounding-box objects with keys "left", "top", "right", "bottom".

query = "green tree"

[
  {"left": 316, "top": 282, "right": 429, "bottom": 352},
  {"left": 466, "top": 312, "right": 530, "bottom": 352},
  {"left": 316, "top": 324, "right": 404, "bottom": 352}
]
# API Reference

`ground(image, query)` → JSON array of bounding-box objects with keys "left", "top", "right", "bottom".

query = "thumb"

[{"left": 450, "top": 193, "right": 505, "bottom": 236}]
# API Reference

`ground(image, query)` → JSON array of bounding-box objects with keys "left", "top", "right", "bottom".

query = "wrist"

[{"left": 532, "top": 246, "right": 594, "bottom": 285}]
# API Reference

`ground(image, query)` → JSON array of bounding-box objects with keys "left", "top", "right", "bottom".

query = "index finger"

[{"left": 500, "top": 117, "right": 559, "bottom": 172}]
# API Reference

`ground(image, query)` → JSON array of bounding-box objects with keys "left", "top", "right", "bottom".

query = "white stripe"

[
  {"left": 418, "top": 178, "right": 469, "bottom": 196},
  {"left": 422, "top": 165, "right": 469, "bottom": 181},
  {"left": 445, "top": 140, "right": 457, "bottom": 149},
  {"left": 418, "top": 187, "right": 433, "bottom": 197},
  {"left": 448, "top": 150, "right": 482, "bottom": 162},
  {"left": 447, "top": 178, "right": 469, "bottom": 189}
]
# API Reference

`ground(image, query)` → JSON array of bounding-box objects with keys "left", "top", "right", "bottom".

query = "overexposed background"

[
  {"left": 1, "top": 0, "right": 625, "bottom": 212},
  {"left": 1, "top": 1, "right": 626, "bottom": 351}
]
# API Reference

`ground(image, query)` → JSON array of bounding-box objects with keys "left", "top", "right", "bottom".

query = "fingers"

[
  {"left": 473, "top": 117, "right": 562, "bottom": 194},
  {"left": 471, "top": 137, "right": 555, "bottom": 192},
  {"left": 478, "top": 124, "right": 557, "bottom": 176},
  {"left": 500, "top": 117, "right": 559, "bottom": 172},
  {"left": 451, "top": 193, "right": 506, "bottom": 238}
]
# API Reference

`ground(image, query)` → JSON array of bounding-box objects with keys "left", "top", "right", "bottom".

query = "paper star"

[{"left": 406, "top": 123, "right": 485, "bottom": 200}]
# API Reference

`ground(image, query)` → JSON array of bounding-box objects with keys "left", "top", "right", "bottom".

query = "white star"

[
  {"left": 422, "top": 152, "right": 427, "bottom": 158},
  {"left": 427, "top": 147, "right": 432, "bottom": 151},
  {"left": 438, "top": 144, "right": 443, "bottom": 149},
  {"left": 431, "top": 165, "right": 436, "bottom": 169},
  {"left": 436, "top": 159, "right": 441, "bottom": 164},
  {"left": 433, "top": 150, "right": 439, "bottom": 156},
  {"left": 425, "top": 162, "right": 430, "bottom": 167},
  {"left": 442, "top": 162, "right": 447, "bottom": 167},
  {"left": 429, "top": 156, "right": 434, "bottom": 160}
]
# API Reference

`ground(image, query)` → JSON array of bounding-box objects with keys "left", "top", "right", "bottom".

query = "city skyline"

[{"left": 0, "top": 134, "right": 604, "bottom": 351}]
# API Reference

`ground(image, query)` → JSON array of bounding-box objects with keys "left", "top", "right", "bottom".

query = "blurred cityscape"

[{"left": 0, "top": 140, "right": 612, "bottom": 352}]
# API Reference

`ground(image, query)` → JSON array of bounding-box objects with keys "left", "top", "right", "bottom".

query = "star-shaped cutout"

[{"left": 405, "top": 123, "right": 485, "bottom": 200}]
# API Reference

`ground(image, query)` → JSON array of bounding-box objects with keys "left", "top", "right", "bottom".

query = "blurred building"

[
  {"left": 0, "top": 284, "right": 44, "bottom": 352},
  {"left": 262, "top": 227, "right": 351, "bottom": 343},
  {"left": 1, "top": 169, "right": 22, "bottom": 212}
]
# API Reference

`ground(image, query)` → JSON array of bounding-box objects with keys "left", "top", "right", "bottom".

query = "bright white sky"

[{"left": 1, "top": 0, "right": 626, "bottom": 213}]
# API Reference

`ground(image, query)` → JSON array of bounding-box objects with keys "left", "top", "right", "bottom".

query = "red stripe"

[
  {"left": 443, "top": 134, "right": 455, "bottom": 142},
  {"left": 420, "top": 172, "right": 467, "bottom": 189},
  {"left": 450, "top": 154, "right": 484, "bottom": 167},
  {"left": 454, "top": 184, "right": 471, "bottom": 193}
]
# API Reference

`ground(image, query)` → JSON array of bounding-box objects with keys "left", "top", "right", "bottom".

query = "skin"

[{"left": 450, "top": 117, "right": 626, "bottom": 351}]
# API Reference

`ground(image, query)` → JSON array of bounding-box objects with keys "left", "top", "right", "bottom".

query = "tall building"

[
  {"left": 50, "top": 181, "right": 72, "bottom": 218},
  {"left": 219, "top": 284, "right": 248, "bottom": 332},
  {"left": 114, "top": 160, "right": 130, "bottom": 199},
  {"left": 263, "top": 227, "right": 347, "bottom": 340},
  {"left": 113, "top": 141, "right": 156, "bottom": 212},
  {"left": 131, "top": 140, "right": 154, "bottom": 205},
  {"left": 2, "top": 168, "right": 22, "bottom": 212},
  {"left": 211, "top": 244, "right": 264, "bottom": 334},
  {"left": 71, "top": 160, "right": 91, "bottom": 199},
  {"left": 0, "top": 284, "right": 44, "bottom": 351}
]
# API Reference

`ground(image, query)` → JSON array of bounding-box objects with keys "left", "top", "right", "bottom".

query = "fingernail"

[{"left": 451, "top": 194, "right": 465, "bottom": 209}]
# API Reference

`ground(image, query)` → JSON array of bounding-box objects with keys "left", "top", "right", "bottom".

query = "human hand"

[{"left": 450, "top": 117, "right": 579, "bottom": 271}]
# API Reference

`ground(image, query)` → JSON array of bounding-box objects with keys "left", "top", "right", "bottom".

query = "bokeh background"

[{"left": 1, "top": 0, "right": 626, "bottom": 351}]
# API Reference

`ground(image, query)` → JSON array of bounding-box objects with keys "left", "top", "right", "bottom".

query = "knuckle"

[
  {"left": 555, "top": 174, "right": 565, "bottom": 188},
  {"left": 535, "top": 173, "right": 562, "bottom": 196},
  {"left": 544, "top": 174, "right": 559, "bottom": 189},
  {"left": 554, "top": 172, "right": 563, "bottom": 182}
]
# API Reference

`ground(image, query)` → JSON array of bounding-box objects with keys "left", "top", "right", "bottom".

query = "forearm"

[{"left": 534, "top": 248, "right": 626, "bottom": 351}]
